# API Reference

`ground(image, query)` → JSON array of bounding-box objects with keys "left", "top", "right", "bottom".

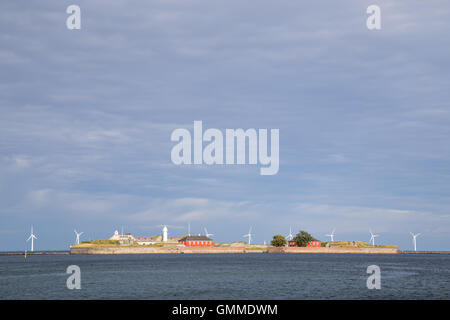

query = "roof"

[{"left": 179, "top": 235, "right": 213, "bottom": 241}]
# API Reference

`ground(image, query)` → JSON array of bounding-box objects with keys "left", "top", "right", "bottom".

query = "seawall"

[
  {"left": 70, "top": 246, "right": 399, "bottom": 254},
  {"left": 268, "top": 247, "right": 399, "bottom": 254},
  {"left": 70, "top": 246, "right": 248, "bottom": 254},
  {"left": 400, "top": 251, "right": 450, "bottom": 254}
]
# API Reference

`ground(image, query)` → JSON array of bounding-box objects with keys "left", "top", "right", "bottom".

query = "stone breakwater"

[
  {"left": 70, "top": 246, "right": 398, "bottom": 254},
  {"left": 0, "top": 251, "right": 69, "bottom": 256},
  {"left": 70, "top": 246, "right": 249, "bottom": 254},
  {"left": 268, "top": 247, "right": 399, "bottom": 254}
]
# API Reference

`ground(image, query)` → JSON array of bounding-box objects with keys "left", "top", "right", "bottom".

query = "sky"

[{"left": 0, "top": 1, "right": 449, "bottom": 251}]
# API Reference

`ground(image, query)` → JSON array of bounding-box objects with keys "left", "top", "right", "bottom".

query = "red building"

[
  {"left": 288, "top": 240, "right": 298, "bottom": 247},
  {"left": 307, "top": 241, "right": 321, "bottom": 247},
  {"left": 178, "top": 235, "right": 215, "bottom": 247},
  {"left": 288, "top": 240, "right": 322, "bottom": 247}
]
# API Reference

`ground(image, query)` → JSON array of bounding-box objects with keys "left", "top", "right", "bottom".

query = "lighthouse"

[{"left": 162, "top": 225, "right": 168, "bottom": 242}]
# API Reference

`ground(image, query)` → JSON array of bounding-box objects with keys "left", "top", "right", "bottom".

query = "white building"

[
  {"left": 162, "top": 225, "right": 168, "bottom": 242},
  {"left": 109, "top": 230, "right": 136, "bottom": 245}
]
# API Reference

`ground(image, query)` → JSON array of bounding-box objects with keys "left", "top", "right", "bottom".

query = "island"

[{"left": 69, "top": 229, "right": 399, "bottom": 254}]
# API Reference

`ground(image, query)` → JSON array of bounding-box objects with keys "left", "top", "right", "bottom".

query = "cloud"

[
  {"left": 290, "top": 203, "right": 449, "bottom": 235},
  {"left": 327, "top": 154, "right": 349, "bottom": 163},
  {"left": 0, "top": 0, "right": 449, "bottom": 250}
]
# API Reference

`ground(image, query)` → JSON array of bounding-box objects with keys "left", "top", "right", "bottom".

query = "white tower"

[
  {"left": 410, "top": 232, "right": 421, "bottom": 252},
  {"left": 286, "top": 227, "right": 293, "bottom": 241},
  {"left": 74, "top": 230, "right": 84, "bottom": 245},
  {"left": 325, "top": 228, "right": 336, "bottom": 242},
  {"left": 27, "top": 226, "right": 37, "bottom": 252},
  {"left": 369, "top": 229, "right": 379, "bottom": 246},
  {"left": 243, "top": 226, "right": 253, "bottom": 245},
  {"left": 162, "top": 225, "right": 168, "bottom": 242}
]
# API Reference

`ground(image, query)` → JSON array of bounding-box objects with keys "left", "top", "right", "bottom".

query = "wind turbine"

[
  {"left": 286, "top": 227, "right": 293, "bottom": 241},
  {"left": 410, "top": 232, "right": 421, "bottom": 252},
  {"left": 74, "top": 230, "right": 84, "bottom": 245},
  {"left": 369, "top": 229, "right": 379, "bottom": 246},
  {"left": 243, "top": 226, "right": 253, "bottom": 245},
  {"left": 27, "top": 226, "right": 37, "bottom": 252},
  {"left": 204, "top": 228, "right": 214, "bottom": 238},
  {"left": 325, "top": 228, "right": 336, "bottom": 242},
  {"left": 188, "top": 222, "right": 191, "bottom": 236}
]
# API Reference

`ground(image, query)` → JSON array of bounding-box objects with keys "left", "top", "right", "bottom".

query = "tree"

[
  {"left": 293, "top": 230, "right": 317, "bottom": 247},
  {"left": 271, "top": 235, "right": 287, "bottom": 247}
]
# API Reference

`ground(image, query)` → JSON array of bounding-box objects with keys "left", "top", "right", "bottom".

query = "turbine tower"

[
  {"left": 410, "top": 232, "right": 421, "bottom": 252},
  {"left": 27, "top": 226, "right": 37, "bottom": 252},
  {"left": 325, "top": 228, "right": 336, "bottom": 242},
  {"left": 74, "top": 230, "right": 84, "bottom": 245},
  {"left": 204, "top": 228, "right": 214, "bottom": 238},
  {"left": 162, "top": 225, "right": 168, "bottom": 242},
  {"left": 369, "top": 229, "right": 379, "bottom": 246},
  {"left": 286, "top": 227, "right": 293, "bottom": 241},
  {"left": 243, "top": 226, "right": 253, "bottom": 245}
]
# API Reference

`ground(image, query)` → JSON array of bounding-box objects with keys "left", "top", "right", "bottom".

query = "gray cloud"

[{"left": 1, "top": 0, "right": 449, "bottom": 250}]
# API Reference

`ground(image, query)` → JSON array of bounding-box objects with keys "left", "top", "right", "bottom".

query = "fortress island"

[{"left": 70, "top": 228, "right": 399, "bottom": 255}]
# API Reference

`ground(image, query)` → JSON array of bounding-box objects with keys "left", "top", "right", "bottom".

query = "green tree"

[
  {"left": 293, "top": 230, "right": 317, "bottom": 247},
  {"left": 271, "top": 235, "right": 287, "bottom": 247}
]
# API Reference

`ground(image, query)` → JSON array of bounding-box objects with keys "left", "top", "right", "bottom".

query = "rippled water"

[{"left": 0, "top": 253, "right": 449, "bottom": 299}]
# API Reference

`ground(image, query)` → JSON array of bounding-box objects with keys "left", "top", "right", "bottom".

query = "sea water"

[{"left": 0, "top": 253, "right": 449, "bottom": 299}]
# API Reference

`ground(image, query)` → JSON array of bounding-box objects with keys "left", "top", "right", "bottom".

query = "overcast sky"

[{"left": 1, "top": 1, "right": 449, "bottom": 251}]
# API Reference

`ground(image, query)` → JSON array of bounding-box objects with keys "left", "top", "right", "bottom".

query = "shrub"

[
  {"left": 293, "top": 230, "right": 317, "bottom": 247},
  {"left": 271, "top": 235, "right": 287, "bottom": 247}
]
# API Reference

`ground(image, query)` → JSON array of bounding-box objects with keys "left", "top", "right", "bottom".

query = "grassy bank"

[{"left": 327, "top": 241, "right": 398, "bottom": 249}]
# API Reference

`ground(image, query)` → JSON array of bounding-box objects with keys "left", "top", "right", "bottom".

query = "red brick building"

[
  {"left": 288, "top": 240, "right": 298, "bottom": 247},
  {"left": 307, "top": 241, "right": 321, "bottom": 247},
  {"left": 178, "top": 235, "right": 215, "bottom": 247},
  {"left": 288, "top": 240, "right": 322, "bottom": 247}
]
